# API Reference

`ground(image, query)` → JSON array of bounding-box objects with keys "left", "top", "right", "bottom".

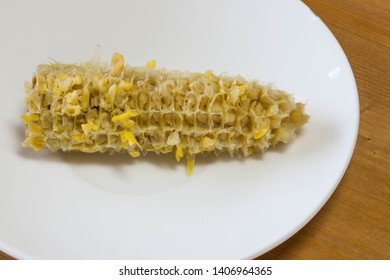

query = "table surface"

[{"left": 1, "top": 0, "right": 389, "bottom": 260}]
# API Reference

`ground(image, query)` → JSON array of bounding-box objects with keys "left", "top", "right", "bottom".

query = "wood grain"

[
  {"left": 1, "top": 0, "right": 389, "bottom": 260},
  {"left": 0, "top": 251, "right": 13, "bottom": 260}
]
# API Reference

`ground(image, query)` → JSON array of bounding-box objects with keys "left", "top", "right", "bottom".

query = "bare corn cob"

[{"left": 21, "top": 52, "right": 309, "bottom": 174}]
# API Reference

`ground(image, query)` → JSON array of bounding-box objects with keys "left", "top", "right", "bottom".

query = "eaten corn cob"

[{"left": 21, "top": 52, "right": 309, "bottom": 174}]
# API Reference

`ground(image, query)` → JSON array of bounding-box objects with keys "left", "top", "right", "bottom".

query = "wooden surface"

[{"left": 1, "top": 0, "right": 389, "bottom": 260}]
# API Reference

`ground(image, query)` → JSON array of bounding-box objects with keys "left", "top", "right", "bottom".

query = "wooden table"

[{"left": 1, "top": 0, "right": 389, "bottom": 260}]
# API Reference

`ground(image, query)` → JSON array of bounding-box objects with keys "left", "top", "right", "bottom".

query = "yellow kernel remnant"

[
  {"left": 52, "top": 115, "right": 62, "bottom": 133},
  {"left": 81, "top": 121, "right": 99, "bottom": 135},
  {"left": 71, "top": 134, "right": 88, "bottom": 142},
  {"left": 57, "top": 74, "right": 67, "bottom": 80},
  {"left": 160, "top": 147, "right": 170, "bottom": 154},
  {"left": 36, "top": 75, "right": 47, "bottom": 93},
  {"left": 228, "top": 87, "right": 241, "bottom": 104},
  {"left": 167, "top": 131, "right": 180, "bottom": 146},
  {"left": 254, "top": 118, "right": 270, "bottom": 139},
  {"left": 186, "top": 154, "right": 195, "bottom": 176},
  {"left": 204, "top": 70, "right": 218, "bottom": 82},
  {"left": 47, "top": 76, "right": 55, "bottom": 88},
  {"left": 238, "top": 85, "right": 248, "bottom": 95},
  {"left": 80, "top": 87, "right": 90, "bottom": 109},
  {"left": 175, "top": 146, "right": 183, "bottom": 162},
  {"left": 102, "top": 84, "right": 117, "bottom": 109},
  {"left": 273, "top": 127, "right": 293, "bottom": 143},
  {"left": 112, "top": 109, "right": 138, "bottom": 128},
  {"left": 27, "top": 137, "right": 44, "bottom": 151},
  {"left": 21, "top": 114, "right": 39, "bottom": 123},
  {"left": 145, "top": 60, "right": 156, "bottom": 69},
  {"left": 129, "top": 150, "right": 140, "bottom": 158},
  {"left": 64, "top": 104, "right": 81, "bottom": 117},
  {"left": 65, "top": 90, "right": 80, "bottom": 105},
  {"left": 52, "top": 86, "right": 63, "bottom": 97},
  {"left": 79, "top": 146, "right": 100, "bottom": 153},
  {"left": 119, "top": 80, "right": 133, "bottom": 91},
  {"left": 59, "top": 77, "right": 75, "bottom": 92},
  {"left": 74, "top": 75, "right": 83, "bottom": 85},
  {"left": 201, "top": 136, "right": 215, "bottom": 148},
  {"left": 290, "top": 103, "right": 310, "bottom": 126},
  {"left": 111, "top": 52, "right": 124, "bottom": 77},
  {"left": 30, "top": 123, "right": 43, "bottom": 134},
  {"left": 95, "top": 77, "right": 108, "bottom": 89},
  {"left": 121, "top": 131, "right": 137, "bottom": 146},
  {"left": 81, "top": 123, "right": 93, "bottom": 135},
  {"left": 72, "top": 135, "right": 82, "bottom": 142}
]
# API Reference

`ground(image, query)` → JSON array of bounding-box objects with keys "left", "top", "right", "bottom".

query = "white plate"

[{"left": 0, "top": 0, "right": 359, "bottom": 259}]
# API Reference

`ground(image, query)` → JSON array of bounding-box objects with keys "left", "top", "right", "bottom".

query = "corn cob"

[{"left": 21, "top": 52, "right": 309, "bottom": 174}]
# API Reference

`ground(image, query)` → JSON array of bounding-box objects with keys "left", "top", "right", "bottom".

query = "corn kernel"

[
  {"left": 65, "top": 90, "right": 80, "bottom": 105},
  {"left": 53, "top": 115, "right": 62, "bottom": 133},
  {"left": 52, "top": 86, "right": 63, "bottom": 97},
  {"left": 27, "top": 137, "right": 44, "bottom": 151},
  {"left": 175, "top": 146, "right": 183, "bottom": 162},
  {"left": 111, "top": 52, "right": 124, "bottom": 76},
  {"left": 273, "top": 126, "right": 293, "bottom": 143},
  {"left": 81, "top": 123, "right": 93, "bottom": 135},
  {"left": 81, "top": 121, "right": 99, "bottom": 135},
  {"left": 201, "top": 136, "right": 215, "bottom": 148},
  {"left": 290, "top": 103, "right": 309, "bottom": 126},
  {"left": 64, "top": 104, "right": 81, "bottom": 116},
  {"left": 95, "top": 77, "right": 108, "bottom": 90},
  {"left": 130, "top": 150, "right": 140, "bottom": 157},
  {"left": 57, "top": 74, "right": 67, "bottom": 80},
  {"left": 121, "top": 131, "right": 137, "bottom": 146},
  {"left": 72, "top": 134, "right": 88, "bottom": 142},
  {"left": 112, "top": 109, "right": 138, "bottom": 128},
  {"left": 75, "top": 75, "right": 83, "bottom": 85},
  {"left": 228, "top": 87, "right": 240, "bottom": 104},
  {"left": 21, "top": 114, "right": 39, "bottom": 123},
  {"left": 167, "top": 131, "right": 180, "bottom": 145},
  {"left": 204, "top": 70, "right": 218, "bottom": 82},
  {"left": 36, "top": 74, "right": 47, "bottom": 94},
  {"left": 80, "top": 87, "right": 90, "bottom": 109},
  {"left": 102, "top": 84, "right": 117, "bottom": 108},
  {"left": 186, "top": 154, "right": 195, "bottom": 176},
  {"left": 119, "top": 80, "right": 133, "bottom": 91},
  {"left": 30, "top": 123, "right": 43, "bottom": 134},
  {"left": 254, "top": 118, "right": 270, "bottom": 139},
  {"left": 238, "top": 85, "right": 248, "bottom": 95},
  {"left": 145, "top": 60, "right": 156, "bottom": 69},
  {"left": 59, "top": 77, "right": 75, "bottom": 92}
]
